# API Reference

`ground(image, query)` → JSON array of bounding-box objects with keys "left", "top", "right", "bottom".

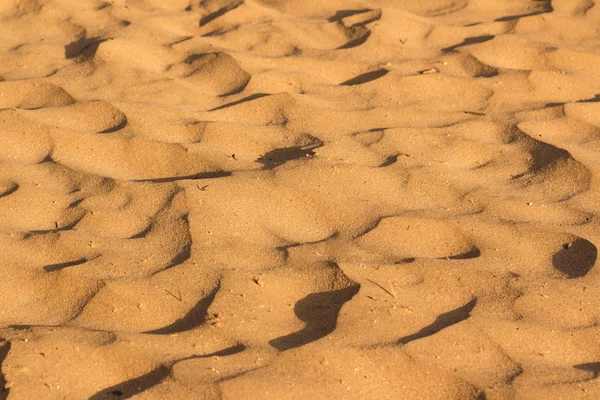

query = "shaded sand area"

[{"left": 2, "top": 0, "right": 600, "bottom": 398}]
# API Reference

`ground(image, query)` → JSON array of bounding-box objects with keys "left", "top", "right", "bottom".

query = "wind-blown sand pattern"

[{"left": 1, "top": 0, "right": 600, "bottom": 398}]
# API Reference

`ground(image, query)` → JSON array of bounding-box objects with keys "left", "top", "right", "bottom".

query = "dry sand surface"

[{"left": 1, "top": 0, "right": 600, "bottom": 398}]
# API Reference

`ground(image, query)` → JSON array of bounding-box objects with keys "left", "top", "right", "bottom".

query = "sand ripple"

[{"left": 1, "top": 0, "right": 600, "bottom": 398}]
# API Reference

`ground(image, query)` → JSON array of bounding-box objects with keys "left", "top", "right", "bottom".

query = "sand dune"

[{"left": 1, "top": 0, "right": 600, "bottom": 398}]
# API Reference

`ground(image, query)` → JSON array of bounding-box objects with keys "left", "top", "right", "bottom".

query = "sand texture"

[{"left": 1, "top": 0, "right": 600, "bottom": 398}]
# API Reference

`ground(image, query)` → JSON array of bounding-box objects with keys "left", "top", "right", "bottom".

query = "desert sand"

[{"left": 1, "top": 0, "right": 600, "bottom": 398}]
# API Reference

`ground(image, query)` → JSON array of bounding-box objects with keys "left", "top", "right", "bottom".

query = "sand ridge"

[{"left": 1, "top": 0, "right": 600, "bottom": 398}]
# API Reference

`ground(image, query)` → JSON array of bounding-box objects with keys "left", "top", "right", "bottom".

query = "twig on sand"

[
  {"left": 164, "top": 288, "right": 183, "bottom": 302},
  {"left": 463, "top": 110, "right": 486, "bottom": 116},
  {"left": 367, "top": 279, "right": 396, "bottom": 299},
  {"left": 388, "top": 280, "right": 397, "bottom": 298}
]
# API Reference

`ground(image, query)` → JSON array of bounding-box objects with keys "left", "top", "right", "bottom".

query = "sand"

[{"left": 1, "top": 0, "right": 600, "bottom": 398}]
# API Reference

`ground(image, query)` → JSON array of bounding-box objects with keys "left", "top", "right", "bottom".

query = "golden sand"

[{"left": 1, "top": 0, "right": 600, "bottom": 398}]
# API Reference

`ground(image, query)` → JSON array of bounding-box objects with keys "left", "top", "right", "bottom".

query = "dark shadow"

[
  {"left": 64, "top": 37, "right": 107, "bottom": 59},
  {"left": 495, "top": 11, "right": 546, "bottom": 21},
  {"left": 397, "top": 298, "right": 478, "bottom": 345},
  {"left": 0, "top": 341, "right": 10, "bottom": 400},
  {"left": 144, "top": 284, "right": 220, "bottom": 335},
  {"left": 328, "top": 9, "right": 372, "bottom": 22},
  {"left": 275, "top": 245, "right": 290, "bottom": 261},
  {"left": 202, "top": 27, "right": 231, "bottom": 37},
  {"left": 89, "top": 365, "right": 171, "bottom": 400},
  {"left": 44, "top": 257, "right": 91, "bottom": 272},
  {"left": 218, "top": 79, "right": 250, "bottom": 97},
  {"left": 133, "top": 170, "right": 232, "bottom": 183},
  {"left": 88, "top": 344, "right": 245, "bottom": 400},
  {"left": 200, "top": 344, "right": 245, "bottom": 358},
  {"left": 544, "top": 102, "right": 565, "bottom": 108},
  {"left": 511, "top": 172, "right": 526, "bottom": 180},
  {"left": 351, "top": 127, "right": 389, "bottom": 136},
  {"left": 352, "top": 217, "right": 384, "bottom": 240},
  {"left": 574, "top": 362, "right": 600, "bottom": 372},
  {"left": 208, "top": 93, "right": 271, "bottom": 111},
  {"left": 169, "top": 36, "right": 192, "bottom": 46},
  {"left": 26, "top": 215, "right": 84, "bottom": 236},
  {"left": 0, "top": 183, "right": 18, "bottom": 199},
  {"left": 151, "top": 216, "right": 191, "bottom": 275},
  {"left": 183, "top": 53, "right": 210, "bottom": 64},
  {"left": 129, "top": 223, "right": 153, "bottom": 239},
  {"left": 69, "top": 198, "right": 86, "bottom": 208},
  {"left": 527, "top": 139, "right": 573, "bottom": 173},
  {"left": 256, "top": 145, "right": 319, "bottom": 170},
  {"left": 379, "top": 154, "right": 398, "bottom": 167},
  {"left": 337, "top": 31, "right": 371, "bottom": 50},
  {"left": 199, "top": 0, "right": 244, "bottom": 27},
  {"left": 442, "top": 35, "right": 495, "bottom": 53},
  {"left": 552, "top": 238, "right": 597, "bottom": 278},
  {"left": 494, "top": 4, "right": 553, "bottom": 22},
  {"left": 340, "top": 69, "right": 388, "bottom": 86},
  {"left": 447, "top": 247, "right": 481, "bottom": 260},
  {"left": 574, "top": 362, "right": 600, "bottom": 378},
  {"left": 161, "top": 241, "right": 191, "bottom": 272},
  {"left": 6, "top": 325, "right": 32, "bottom": 330},
  {"left": 99, "top": 118, "right": 128, "bottom": 134},
  {"left": 269, "top": 284, "right": 360, "bottom": 351},
  {"left": 579, "top": 94, "right": 600, "bottom": 103}
]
